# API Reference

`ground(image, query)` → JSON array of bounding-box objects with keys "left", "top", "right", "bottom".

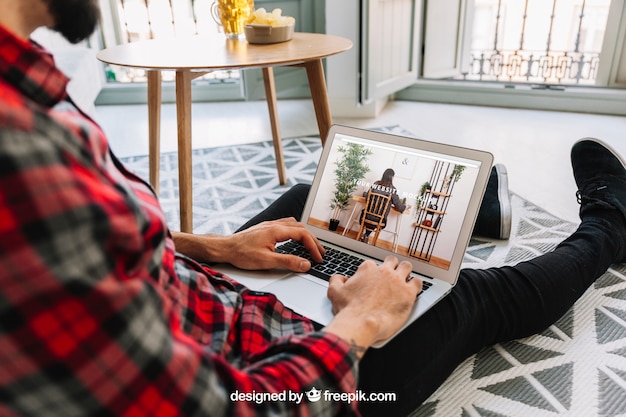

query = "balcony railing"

[
  {"left": 464, "top": 49, "right": 600, "bottom": 84},
  {"left": 455, "top": 0, "right": 610, "bottom": 85}
]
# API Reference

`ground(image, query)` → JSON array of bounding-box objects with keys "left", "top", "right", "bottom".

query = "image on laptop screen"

[{"left": 306, "top": 133, "right": 482, "bottom": 271}]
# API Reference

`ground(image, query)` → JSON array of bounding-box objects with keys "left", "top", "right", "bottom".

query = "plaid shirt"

[{"left": 0, "top": 25, "right": 359, "bottom": 417}]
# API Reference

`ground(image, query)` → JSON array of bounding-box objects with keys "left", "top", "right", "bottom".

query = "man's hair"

[{"left": 45, "top": 0, "right": 101, "bottom": 44}]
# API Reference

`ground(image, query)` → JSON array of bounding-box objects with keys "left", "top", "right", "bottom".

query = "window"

[
  {"left": 396, "top": 0, "right": 626, "bottom": 115},
  {"left": 98, "top": 0, "right": 240, "bottom": 84},
  {"left": 421, "top": 0, "right": 625, "bottom": 87},
  {"left": 95, "top": 0, "right": 325, "bottom": 105},
  {"left": 456, "top": 0, "right": 611, "bottom": 85}
]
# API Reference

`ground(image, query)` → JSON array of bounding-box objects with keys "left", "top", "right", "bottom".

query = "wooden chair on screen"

[{"left": 356, "top": 191, "right": 392, "bottom": 245}]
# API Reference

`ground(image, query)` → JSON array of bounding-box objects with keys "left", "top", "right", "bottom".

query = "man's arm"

[
  {"left": 325, "top": 256, "right": 421, "bottom": 354},
  {"left": 0, "top": 128, "right": 360, "bottom": 416},
  {"left": 173, "top": 222, "right": 422, "bottom": 353},
  {"left": 172, "top": 218, "right": 325, "bottom": 272},
  {"left": 0, "top": 126, "right": 421, "bottom": 416}
]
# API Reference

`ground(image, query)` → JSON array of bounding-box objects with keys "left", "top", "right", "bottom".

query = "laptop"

[{"left": 217, "top": 125, "right": 493, "bottom": 346}]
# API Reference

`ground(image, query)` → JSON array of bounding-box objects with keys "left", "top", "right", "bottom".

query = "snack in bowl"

[
  {"left": 244, "top": 8, "right": 295, "bottom": 44},
  {"left": 247, "top": 8, "right": 295, "bottom": 26}
]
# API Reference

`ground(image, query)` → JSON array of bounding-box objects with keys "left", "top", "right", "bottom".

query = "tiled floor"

[{"left": 96, "top": 99, "right": 626, "bottom": 224}]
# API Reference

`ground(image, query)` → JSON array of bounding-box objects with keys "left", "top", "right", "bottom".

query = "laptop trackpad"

[{"left": 264, "top": 276, "right": 334, "bottom": 325}]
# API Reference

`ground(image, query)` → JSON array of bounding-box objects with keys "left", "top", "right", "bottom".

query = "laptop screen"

[{"left": 303, "top": 126, "right": 491, "bottom": 281}]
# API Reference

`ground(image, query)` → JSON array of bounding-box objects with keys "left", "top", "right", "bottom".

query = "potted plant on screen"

[
  {"left": 414, "top": 181, "right": 431, "bottom": 217},
  {"left": 444, "top": 164, "right": 466, "bottom": 193},
  {"left": 329, "top": 143, "right": 372, "bottom": 231}
]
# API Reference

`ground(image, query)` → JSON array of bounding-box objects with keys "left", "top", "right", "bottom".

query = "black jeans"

[{"left": 236, "top": 184, "right": 625, "bottom": 416}]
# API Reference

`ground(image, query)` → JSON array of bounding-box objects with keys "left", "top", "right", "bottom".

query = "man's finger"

[
  {"left": 271, "top": 253, "right": 311, "bottom": 272},
  {"left": 272, "top": 217, "right": 299, "bottom": 225},
  {"left": 395, "top": 260, "right": 413, "bottom": 276},
  {"left": 406, "top": 275, "right": 423, "bottom": 297},
  {"left": 328, "top": 274, "right": 348, "bottom": 286},
  {"left": 299, "top": 234, "right": 325, "bottom": 263},
  {"left": 327, "top": 274, "right": 348, "bottom": 298},
  {"left": 327, "top": 274, "right": 349, "bottom": 314},
  {"left": 383, "top": 255, "right": 400, "bottom": 265}
]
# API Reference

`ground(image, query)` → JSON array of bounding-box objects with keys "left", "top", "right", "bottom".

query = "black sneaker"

[
  {"left": 473, "top": 163, "right": 512, "bottom": 240},
  {"left": 571, "top": 138, "right": 626, "bottom": 221}
]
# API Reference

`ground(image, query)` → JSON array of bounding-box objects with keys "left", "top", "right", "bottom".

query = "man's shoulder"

[{"left": 0, "top": 79, "right": 37, "bottom": 132}]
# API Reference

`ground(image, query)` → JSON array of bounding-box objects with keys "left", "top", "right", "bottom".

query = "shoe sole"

[{"left": 494, "top": 163, "right": 512, "bottom": 239}]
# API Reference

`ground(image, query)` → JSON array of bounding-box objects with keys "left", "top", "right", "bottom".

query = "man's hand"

[
  {"left": 324, "top": 256, "right": 422, "bottom": 357},
  {"left": 172, "top": 218, "right": 324, "bottom": 272}
]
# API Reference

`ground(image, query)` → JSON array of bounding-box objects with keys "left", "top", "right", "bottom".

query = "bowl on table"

[{"left": 244, "top": 23, "right": 294, "bottom": 44}]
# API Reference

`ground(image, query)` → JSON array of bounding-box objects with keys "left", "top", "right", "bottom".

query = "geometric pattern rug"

[
  {"left": 413, "top": 197, "right": 626, "bottom": 417},
  {"left": 120, "top": 127, "right": 626, "bottom": 417},
  {"left": 120, "top": 135, "right": 324, "bottom": 234}
]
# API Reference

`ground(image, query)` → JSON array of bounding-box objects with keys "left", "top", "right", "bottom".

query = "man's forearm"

[
  {"left": 172, "top": 231, "right": 231, "bottom": 264},
  {"left": 324, "top": 309, "right": 379, "bottom": 359}
]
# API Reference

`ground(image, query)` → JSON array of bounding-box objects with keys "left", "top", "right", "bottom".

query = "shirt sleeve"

[
  {"left": 0, "top": 126, "right": 360, "bottom": 417},
  {"left": 391, "top": 188, "right": 406, "bottom": 212}
]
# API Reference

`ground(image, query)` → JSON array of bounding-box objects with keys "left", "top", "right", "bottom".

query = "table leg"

[
  {"left": 147, "top": 70, "right": 162, "bottom": 193},
  {"left": 342, "top": 202, "right": 361, "bottom": 237},
  {"left": 393, "top": 215, "right": 402, "bottom": 252},
  {"left": 303, "top": 59, "right": 332, "bottom": 146},
  {"left": 176, "top": 70, "right": 193, "bottom": 233},
  {"left": 262, "top": 67, "right": 287, "bottom": 185}
]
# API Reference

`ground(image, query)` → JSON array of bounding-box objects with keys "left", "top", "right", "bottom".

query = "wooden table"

[{"left": 97, "top": 33, "right": 352, "bottom": 232}]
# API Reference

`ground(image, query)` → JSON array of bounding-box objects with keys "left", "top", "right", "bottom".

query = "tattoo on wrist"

[{"left": 350, "top": 339, "right": 368, "bottom": 357}]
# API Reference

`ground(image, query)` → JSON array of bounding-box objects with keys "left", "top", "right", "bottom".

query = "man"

[{"left": 1, "top": 1, "right": 625, "bottom": 416}]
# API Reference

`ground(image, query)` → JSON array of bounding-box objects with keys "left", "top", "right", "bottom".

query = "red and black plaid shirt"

[{"left": 0, "top": 25, "right": 358, "bottom": 417}]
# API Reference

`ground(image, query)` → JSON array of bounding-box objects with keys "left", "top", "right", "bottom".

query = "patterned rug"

[
  {"left": 414, "top": 198, "right": 626, "bottom": 417},
  {"left": 120, "top": 128, "right": 626, "bottom": 417},
  {"left": 120, "top": 134, "right": 324, "bottom": 234}
]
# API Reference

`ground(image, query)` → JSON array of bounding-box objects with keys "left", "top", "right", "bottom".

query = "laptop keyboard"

[
  {"left": 275, "top": 240, "right": 433, "bottom": 295},
  {"left": 276, "top": 240, "right": 362, "bottom": 280}
]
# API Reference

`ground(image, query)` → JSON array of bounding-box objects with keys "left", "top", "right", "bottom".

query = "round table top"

[{"left": 97, "top": 32, "right": 353, "bottom": 71}]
